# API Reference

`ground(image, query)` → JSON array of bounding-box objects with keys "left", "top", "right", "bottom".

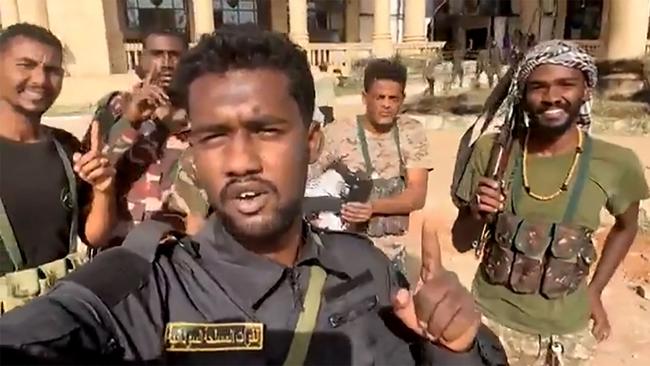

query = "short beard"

[
  {"left": 528, "top": 115, "right": 574, "bottom": 138},
  {"left": 216, "top": 196, "right": 303, "bottom": 249}
]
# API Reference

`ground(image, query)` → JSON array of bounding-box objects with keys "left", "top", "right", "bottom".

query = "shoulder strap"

[
  {"left": 282, "top": 265, "right": 327, "bottom": 366},
  {"left": 562, "top": 133, "right": 593, "bottom": 223},
  {"left": 0, "top": 196, "right": 23, "bottom": 270},
  {"left": 122, "top": 220, "right": 179, "bottom": 262},
  {"left": 392, "top": 122, "right": 406, "bottom": 177},
  {"left": 51, "top": 137, "right": 79, "bottom": 254},
  {"left": 509, "top": 140, "right": 524, "bottom": 215},
  {"left": 356, "top": 116, "right": 374, "bottom": 174},
  {"left": 356, "top": 116, "right": 406, "bottom": 177}
]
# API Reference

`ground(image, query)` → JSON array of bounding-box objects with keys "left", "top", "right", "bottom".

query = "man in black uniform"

[{"left": 0, "top": 27, "right": 498, "bottom": 365}]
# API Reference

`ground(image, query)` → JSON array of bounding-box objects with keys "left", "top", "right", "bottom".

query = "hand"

[
  {"left": 73, "top": 121, "right": 115, "bottom": 193},
  {"left": 471, "top": 177, "right": 505, "bottom": 220},
  {"left": 589, "top": 290, "right": 611, "bottom": 342},
  {"left": 341, "top": 202, "right": 373, "bottom": 223},
  {"left": 124, "top": 67, "right": 170, "bottom": 123},
  {"left": 393, "top": 269, "right": 481, "bottom": 352}
]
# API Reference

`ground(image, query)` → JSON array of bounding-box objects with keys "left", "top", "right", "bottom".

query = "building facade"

[{"left": 0, "top": 0, "right": 648, "bottom": 104}]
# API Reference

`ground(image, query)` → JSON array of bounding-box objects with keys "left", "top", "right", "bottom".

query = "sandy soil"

[{"left": 43, "top": 89, "right": 650, "bottom": 365}]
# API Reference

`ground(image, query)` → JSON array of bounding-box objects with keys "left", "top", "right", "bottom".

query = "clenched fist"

[{"left": 393, "top": 269, "right": 481, "bottom": 352}]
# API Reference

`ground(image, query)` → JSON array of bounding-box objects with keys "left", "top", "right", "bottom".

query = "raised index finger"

[{"left": 144, "top": 65, "right": 157, "bottom": 86}]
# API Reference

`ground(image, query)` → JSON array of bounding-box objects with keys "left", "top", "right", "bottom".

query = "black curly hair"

[
  {"left": 142, "top": 27, "right": 187, "bottom": 50},
  {"left": 363, "top": 58, "right": 407, "bottom": 93},
  {"left": 0, "top": 23, "right": 62, "bottom": 54},
  {"left": 170, "top": 24, "right": 315, "bottom": 125}
]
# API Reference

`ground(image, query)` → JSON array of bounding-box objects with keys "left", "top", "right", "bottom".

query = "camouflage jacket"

[{"left": 86, "top": 91, "right": 192, "bottom": 243}]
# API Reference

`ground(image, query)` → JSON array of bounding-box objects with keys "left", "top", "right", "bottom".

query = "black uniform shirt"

[{"left": 0, "top": 216, "right": 488, "bottom": 365}]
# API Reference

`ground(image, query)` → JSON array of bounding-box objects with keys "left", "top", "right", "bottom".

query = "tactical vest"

[
  {"left": 0, "top": 130, "right": 86, "bottom": 315},
  {"left": 356, "top": 117, "right": 408, "bottom": 237},
  {"left": 482, "top": 133, "right": 597, "bottom": 299}
]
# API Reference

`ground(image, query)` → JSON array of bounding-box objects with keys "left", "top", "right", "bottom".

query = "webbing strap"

[
  {"left": 282, "top": 266, "right": 327, "bottom": 366},
  {"left": 562, "top": 134, "right": 592, "bottom": 223},
  {"left": 355, "top": 116, "right": 405, "bottom": 177},
  {"left": 0, "top": 197, "right": 22, "bottom": 270},
  {"left": 0, "top": 133, "right": 79, "bottom": 271},
  {"left": 510, "top": 132, "right": 593, "bottom": 224},
  {"left": 52, "top": 137, "right": 79, "bottom": 253}
]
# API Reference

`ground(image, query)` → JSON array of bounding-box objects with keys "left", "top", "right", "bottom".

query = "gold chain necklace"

[{"left": 522, "top": 126, "right": 583, "bottom": 201}]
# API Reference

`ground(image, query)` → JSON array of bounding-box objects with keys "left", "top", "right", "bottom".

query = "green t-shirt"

[{"left": 456, "top": 133, "right": 649, "bottom": 335}]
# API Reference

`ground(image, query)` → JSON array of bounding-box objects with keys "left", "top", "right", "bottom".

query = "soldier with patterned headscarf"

[{"left": 449, "top": 40, "right": 649, "bottom": 365}]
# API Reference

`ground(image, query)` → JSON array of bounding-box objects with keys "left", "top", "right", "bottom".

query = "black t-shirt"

[{"left": 0, "top": 131, "right": 85, "bottom": 275}]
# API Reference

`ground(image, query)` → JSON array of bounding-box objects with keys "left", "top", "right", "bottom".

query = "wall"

[
  {"left": 46, "top": 0, "right": 126, "bottom": 76},
  {"left": 54, "top": 73, "right": 138, "bottom": 107}
]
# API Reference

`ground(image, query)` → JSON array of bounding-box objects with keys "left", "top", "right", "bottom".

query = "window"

[
  {"left": 214, "top": 0, "right": 258, "bottom": 27},
  {"left": 125, "top": 0, "right": 188, "bottom": 37},
  {"left": 307, "top": 0, "right": 345, "bottom": 42}
]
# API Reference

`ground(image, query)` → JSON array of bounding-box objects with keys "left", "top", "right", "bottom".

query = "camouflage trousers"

[{"left": 482, "top": 316, "right": 596, "bottom": 366}]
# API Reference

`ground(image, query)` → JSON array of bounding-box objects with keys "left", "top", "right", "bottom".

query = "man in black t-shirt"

[{"left": 0, "top": 24, "right": 116, "bottom": 308}]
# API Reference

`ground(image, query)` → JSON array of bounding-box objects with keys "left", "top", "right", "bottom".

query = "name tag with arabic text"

[{"left": 164, "top": 322, "right": 264, "bottom": 352}]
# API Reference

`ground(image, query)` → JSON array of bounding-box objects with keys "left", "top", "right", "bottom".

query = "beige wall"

[
  {"left": 54, "top": 73, "right": 138, "bottom": 107},
  {"left": 604, "top": 0, "right": 650, "bottom": 60},
  {"left": 47, "top": 0, "right": 126, "bottom": 76}
]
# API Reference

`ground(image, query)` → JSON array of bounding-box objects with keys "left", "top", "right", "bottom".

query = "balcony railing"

[{"left": 124, "top": 40, "right": 650, "bottom": 72}]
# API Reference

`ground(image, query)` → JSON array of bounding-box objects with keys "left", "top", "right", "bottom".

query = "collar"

[{"left": 194, "top": 215, "right": 351, "bottom": 310}]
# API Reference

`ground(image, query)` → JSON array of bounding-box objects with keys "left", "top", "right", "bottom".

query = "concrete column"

[
  {"left": 403, "top": 0, "right": 426, "bottom": 43},
  {"left": 601, "top": 0, "right": 650, "bottom": 97},
  {"left": 553, "top": 0, "right": 567, "bottom": 39},
  {"left": 288, "top": 0, "right": 308, "bottom": 47},
  {"left": 271, "top": 0, "right": 288, "bottom": 34},
  {"left": 518, "top": 0, "right": 539, "bottom": 39},
  {"left": 372, "top": 0, "right": 393, "bottom": 57},
  {"left": 192, "top": 0, "right": 215, "bottom": 42},
  {"left": 604, "top": 0, "right": 650, "bottom": 60},
  {"left": 345, "top": 0, "right": 360, "bottom": 42},
  {"left": 17, "top": 0, "right": 49, "bottom": 28},
  {"left": 0, "top": 0, "right": 19, "bottom": 27}
]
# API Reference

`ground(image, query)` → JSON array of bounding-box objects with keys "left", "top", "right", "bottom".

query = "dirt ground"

[{"left": 43, "top": 87, "right": 650, "bottom": 364}]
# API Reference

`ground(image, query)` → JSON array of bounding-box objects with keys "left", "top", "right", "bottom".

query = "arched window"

[{"left": 125, "top": 0, "right": 189, "bottom": 39}]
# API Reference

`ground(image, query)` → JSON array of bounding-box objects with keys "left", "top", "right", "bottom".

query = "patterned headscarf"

[
  {"left": 469, "top": 40, "right": 598, "bottom": 143},
  {"left": 453, "top": 40, "right": 598, "bottom": 207},
  {"left": 507, "top": 39, "right": 598, "bottom": 129}
]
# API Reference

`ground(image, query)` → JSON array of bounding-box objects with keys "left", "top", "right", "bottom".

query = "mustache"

[
  {"left": 17, "top": 81, "right": 50, "bottom": 94},
  {"left": 219, "top": 176, "right": 279, "bottom": 201}
]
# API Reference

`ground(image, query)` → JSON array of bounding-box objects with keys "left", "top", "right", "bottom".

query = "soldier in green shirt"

[{"left": 451, "top": 40, "right": 649, "bottom": 365}]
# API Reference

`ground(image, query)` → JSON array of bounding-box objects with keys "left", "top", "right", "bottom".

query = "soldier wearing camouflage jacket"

[
  {"left": 308, "top": 59, "right": 434, "bottom": 276},
  {"left": 86, "top": 30, "right": 198, "bottom": 245}
]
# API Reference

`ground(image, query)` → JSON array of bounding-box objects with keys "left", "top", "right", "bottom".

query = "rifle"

[
  {"left": 331, "top": 161, "right": 373, "bottom": 203},
  {"left": 469, "top": 58, "right": 524, "bottom": 258},
  {"left": 303, "top": 162, "right": 373, "bottom": 216},
  {"left": 472, "top": 107, "right": 520, "bottom": 258}
]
